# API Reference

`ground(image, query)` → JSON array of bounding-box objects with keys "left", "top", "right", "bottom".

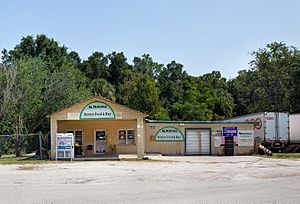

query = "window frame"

[
  {"left": 118, "top": 129, "right": 135, "bottom": 145},
  {"left": 66, "top": 130, "right": 83, "bottom": 146}
]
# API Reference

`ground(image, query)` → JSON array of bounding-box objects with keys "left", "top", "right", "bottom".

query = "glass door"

[
  {"left": 67, "top": 130, "right": 83, "bottom": 156},
  {"left": 95, "top": 130, "right": 106, "bottom": 154}
]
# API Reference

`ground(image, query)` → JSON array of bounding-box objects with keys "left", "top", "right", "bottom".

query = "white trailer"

[
  {"left": 223, "top": 112, "right": 289, "bottom": 146},
  {"left": 289, "top": 113, "right": 300, "bottom": 144}
]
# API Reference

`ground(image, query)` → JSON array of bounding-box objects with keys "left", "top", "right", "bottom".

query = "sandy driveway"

[{"left": 0, "top": 156, "right": 300, "bottom": 204}]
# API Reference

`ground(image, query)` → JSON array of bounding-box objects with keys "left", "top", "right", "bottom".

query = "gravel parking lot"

[{"left": 0, "top": 156, "right": 300, "bottom": 204}]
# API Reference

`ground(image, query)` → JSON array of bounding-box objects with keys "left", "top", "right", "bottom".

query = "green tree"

[
  {"left": 228, "top": 70, "right": 257, "bottom": 115},
  {"left": 68, "top": 51, "right": 81, "bottom": 65},
  {"left": 2, "top": 34, "right": 70, "bottom": 71},
  {"left": 133, "top": 54, "right": 163, "bottom": 79},
  {"left": 0, "top": 59, "right": 48, "bottom": 134},
  {"left": 80, "top": 52, "right": 109, "bottom": 80},
  {"left": 229, "top": 42, "right": 300, "bottom": 115},
  {"left": 170, "top": 72, "right": 233, "bottom": 121},
  {"left": 41, "top": 60, "right": 92, "bottom": 132},
  {"left": 107, "top": 52, "right": 132, "bottom": 86},
  {"left": 198, "top": 71, "right": 234, "bottom": 119},
  {"left": 0, "top": 58, "right": 92, "bottom": 134},
  {"left": 90, "top": 79, "right": 116, "bottom": 101},
  {"left": 291, "top": 64, "right": 300, "bottom": 112},
  {"left": 119, "top": 73, "right": 168, "bottom": 119},
  {"left": 0, "top": 59, "right": 49, "bottom": 156},
  {"left": 157, "top": 61, "right": 187, "bottom": 109}
]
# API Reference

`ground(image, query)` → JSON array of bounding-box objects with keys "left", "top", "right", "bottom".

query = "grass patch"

[
  {"left": 0, "top": 153, "right": 52, "bottom": 165},
  {"left": 1, "top": 153, "right": 35, "bottom": 158},
  {"left": 0, "top": 159, "right": 53, "bottom": 165},
  {"left": 271, "top": 153, "right": 300, "bottom": 159}
]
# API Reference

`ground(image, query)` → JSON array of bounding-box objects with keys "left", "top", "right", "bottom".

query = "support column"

[
  {"left": 137, "top": 117, "right": 145, "bottom": 159},
  {"left": 50, "top": 117, "right": 58, "bottom": 159}
]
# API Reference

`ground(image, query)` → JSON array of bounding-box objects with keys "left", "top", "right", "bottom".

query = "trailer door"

[
  {"left": 290, "top": 114, "right": 300, "bottom": 143},
  {"left": 278, "top": 113, "right": 289, "bottom": 142},
  {"left": 265, "top": 112, "right": 276, "bottom": 141}
]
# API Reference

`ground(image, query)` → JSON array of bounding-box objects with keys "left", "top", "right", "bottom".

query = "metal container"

[
  {"left": 289, "top": 113, "right": 300, "bottom": 143},
  {"left": 223, "top": 112, "right": 289, "bottom": 146}
]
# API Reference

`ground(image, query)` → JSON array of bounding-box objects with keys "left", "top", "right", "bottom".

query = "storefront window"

[
  {"left": 119, "top": 130, "right": 135, "bottom": 145},
  {"left": 67, "top": 130, "right": 82, "bottom": 145},
  {"left": 127, "top": 130, "right": 135, "bottom": 145},
  {"left": 66, "top": 130, "right": 83, "bottom": 156},
  {"left": 119, "top": 130, "right": 126, "bottom": 145}
]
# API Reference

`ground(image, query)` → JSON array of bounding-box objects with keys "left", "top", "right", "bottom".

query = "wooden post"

[
  {"left": 50, "top": 117, "right": 58, "bottom": 160},
  {"left": 39, "top": 132, "right": 43, "bottom": 160},
  {"left": 136, "top": 117, "right": 145, "bottom": 159}
]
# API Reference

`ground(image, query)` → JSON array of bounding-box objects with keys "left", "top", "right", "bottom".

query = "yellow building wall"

[
  {"left": 50, "top": 97, "right": 255, "bottom": 157},
  {"left": 57, "top": 120, "right": 138, "bottom": 154},
  {"left": 145, "top": 123, "right": 254, "bottom": 156},
  {"left": 50, "top": 97, "right": 146, "bottom": 158}
]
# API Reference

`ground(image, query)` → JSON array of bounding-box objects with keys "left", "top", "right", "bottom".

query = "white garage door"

[
  {"left": 186, "top": 129, "right": 210, "bottom": 155},
  {"left": 200, "top": 129, "right": 210, "bottom": 155}
]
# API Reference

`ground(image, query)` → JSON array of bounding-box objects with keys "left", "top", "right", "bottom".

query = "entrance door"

[
  {"left": 225, "top": 136, "right": 234, "bottom": 156},
  {"left": 95, "top": 130, "right": 106, "bottom": 154},
  {"left": 186, "top": 129, "right": 210, "bottom": 155}
]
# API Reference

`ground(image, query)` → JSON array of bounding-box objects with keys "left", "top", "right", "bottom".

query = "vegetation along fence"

[{"left": 0, "top": 132, "right": 49, "bottom": 159}]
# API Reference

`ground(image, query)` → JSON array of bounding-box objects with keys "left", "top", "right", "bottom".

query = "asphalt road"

[{"left": 0, "top": 156, "right": 299, "bottom": 204}]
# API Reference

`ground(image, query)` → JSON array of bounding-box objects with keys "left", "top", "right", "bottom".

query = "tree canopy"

[{"left": 1, "top": 35, "right": 299, "bottom": 136}]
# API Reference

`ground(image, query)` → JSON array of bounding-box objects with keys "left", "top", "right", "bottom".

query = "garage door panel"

[
  {"left": 201, "top": 130, "right": 210, "bottom": 155},
  {"left": 186, "top": 130, "right": 200, "bottom": 154},
  {"left": 186, "top": 129, "right": 210, "bottom": 155},
  {"left": 200, "top": 129, "right": 210, "bottom": 154}
]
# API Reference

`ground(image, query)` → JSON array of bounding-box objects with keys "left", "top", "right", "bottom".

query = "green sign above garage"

[{"left": 155, "top": 126, "right": 184, "bottom": 142}]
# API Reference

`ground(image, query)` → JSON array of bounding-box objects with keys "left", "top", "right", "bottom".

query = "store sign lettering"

[
  {"left": 80, "top": 101, "right": 115, "bottom": 119},
  {"left": 238, "top": 130, "right": 254, "bottom": 146},
  {"left": 222, "top": 126, "right": 238, "bottom": 137},
  {"left": 155, "top": 126, "right": 184, "bottom": 142}
]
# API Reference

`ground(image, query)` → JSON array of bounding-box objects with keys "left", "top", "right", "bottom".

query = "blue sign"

[{"left": 222, "top": 127, "right": 238, "bottom": 137}]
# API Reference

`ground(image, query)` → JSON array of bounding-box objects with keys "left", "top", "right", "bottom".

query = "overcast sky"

[{"left": 1, "top": 0, "right": 300, "bottom": 78}]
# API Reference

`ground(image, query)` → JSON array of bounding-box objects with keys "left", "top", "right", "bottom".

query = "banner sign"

[
  {"left": 238, "top": 130, "right": 254, "bottom": 146},
  {"left": 57, "top": 136, "right": 72, "bottom": 149},
  {"left": 80, "top": 101, "right": 115, "bottom": 120},
  {"left": 222, "top": 127, "right": 238, "bottom": 137},
  {"left": 155, "top": 126, "right": 184, "bottom": 142},
  {"left": 214, "top": 137, "right": 221, "bottom": 147}
]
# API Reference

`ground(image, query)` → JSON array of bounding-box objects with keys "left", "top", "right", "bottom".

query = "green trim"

[
  {"left": 80, "top": 101, "right": 115, "bottom": 120},
  {"left": 146, "top": 120, "right": 258, "bottom": 125},
  {"left": 154, "top": 126, "right": 185, "bottom": 142}
]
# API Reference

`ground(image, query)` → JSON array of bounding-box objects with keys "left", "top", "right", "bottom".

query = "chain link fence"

[{"left": 0, "top": 132, "right": 49, "bottom": 159}]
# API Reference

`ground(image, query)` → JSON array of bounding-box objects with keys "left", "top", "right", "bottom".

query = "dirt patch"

[
  {"left": 0, "top": 156, "right": 300, "bottom": 204},
  {"left": 17, "top": 165, "right": 41, "bottom": 171}
]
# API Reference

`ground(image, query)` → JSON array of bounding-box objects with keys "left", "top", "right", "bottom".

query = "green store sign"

[
  {"left": 80, "top": 101, "right": 115, "bottom": 120},
  {"left": 155, "top": 126, "right": 184, "bottom": 142}
]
